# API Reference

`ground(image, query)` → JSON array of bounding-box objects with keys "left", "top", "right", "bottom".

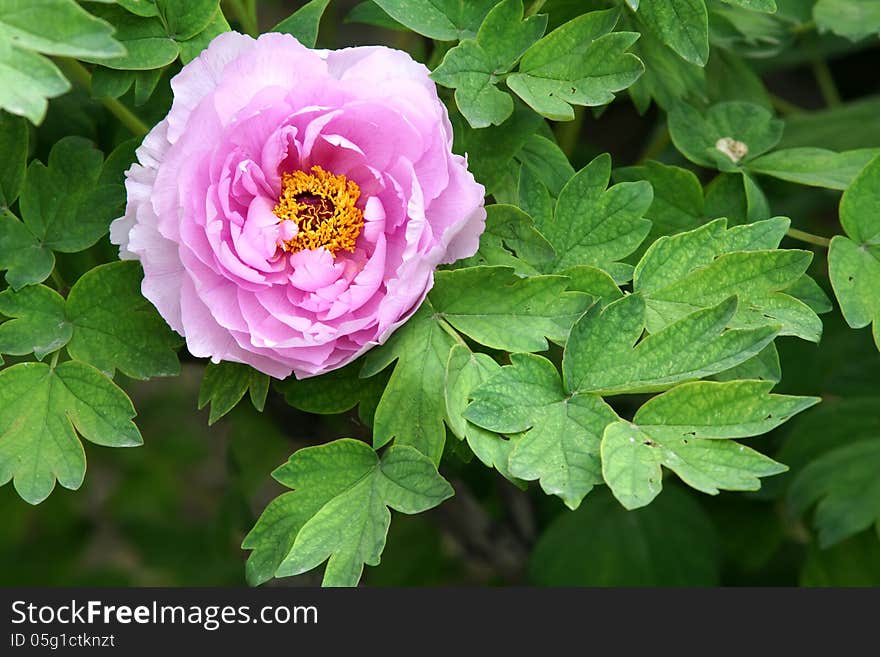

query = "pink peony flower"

[{"left": 111, "top": 32, "right": 486, "bottom": 379}]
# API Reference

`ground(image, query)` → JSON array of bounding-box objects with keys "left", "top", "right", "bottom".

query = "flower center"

[{"left": 273, "top": 165, "right": 364, "bottom": 255}]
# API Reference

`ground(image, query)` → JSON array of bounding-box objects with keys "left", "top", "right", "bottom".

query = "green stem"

[
  {"left": 555, "top": 106, "right": 585, "bottom": 159},
  {"left": 638, "top": 123, "right": 671, "bottom": 163},
  {"left": 50, "top": 268, "right": 66, "bottom": 290},
  {"left": 526, "top": 0, "right": 547, "bottom": 16},
  {"left": 227, "top": 0, "right": 259, "bottom": 37},
  {"left": 436, "top": 316, "right": 467, "bottom": 347},
  {"left": 812, "top": 59, "right": 842, "bottom": 108},
  {"left": 770, "top": 93, "right": 805, "bottom": 116},
  {"left": 50, "top": 351, "right": 60, "bottom": 369},
  {"left": 787, "top": 228, "right": 831, "bottom": 248},
  {"left": 55, "top": 58, "right": 149, "bottom": 137}
]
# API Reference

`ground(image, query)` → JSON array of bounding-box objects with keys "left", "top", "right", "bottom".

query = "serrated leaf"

[
  {"left": 66, "top": 261, "right": 181, "bottom": 379},
  {"left": 430, "top": 266, "right": 591, "bottom": 352},
  {"left": 444, "top": 344, "right": 519, "bottom": 484},
  {"left": 529, "top": 487, "right": 720, "bottom": 585},
  {"left": 272, "top": 0, "right": 330, "bottom": 48},
  {"left": 371, "top": 0, "right": 496, "bottom": 40},
  {"left": 746, "top": 147, "right": 880, "bottom": 191},
  {"left": 813, "top": 0, "right": 880, "bottom": 42},
  {"left": 361, "top": 301, "right": 456, "bottom": 464},
  {"left": 258, "top": 439, "right": 452, "bottom": 586},
  {"left": 432, "top": 0, "right": 547, "bottom": 128},
  {"left": 789, "top": 438, "right": 880, "bottom": 547},
  {"left": 0, "top": 360, "right": 142, "bottom": 505},
  {"left": 601, "top": 380, "right": 812, "bottom": 509},
  {"left": 828, "top": 155, "right": 880, "bottom": 350},
  {"left": 198, "top": 361, "right": 269, "bottom": 425},
  {"left": 465, "top": 352, "right": 618, "bottom": 509},
  {"left": 563, "top": 294, "right": 779, "bottom": 395},
  {"left": 0, "top": 285, "right": 71, "bottom": 360},
  {"left": 541, "top": 153, "right": 653, "bottom": 272},
  {"left": 638, "top": 0, "right": 709, "bottom": 66},
  {"left": 669, "top": 101, "right": 783, "bottom": 171},
  {"left": 633, "top": 217, "right": 820, "bottom": 341},
  {"left": 507, "top": 9, "right": 644, "bottom": 121}
]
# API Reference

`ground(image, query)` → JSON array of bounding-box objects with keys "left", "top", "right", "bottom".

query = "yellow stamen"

[{"left": 273, "top": 165, "right": 364, "bottom": 256}]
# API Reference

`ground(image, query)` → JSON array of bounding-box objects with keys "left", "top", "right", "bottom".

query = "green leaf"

[
  {"left": 529, "top": 487, "right": 720, "bottom": 585},
  {"left": 465, "top": 352, "right": 618, "bottom": 509},
  {"left": 746, "top": 147, "right": 880, "bottom": 190},
  {"left": 722, "top": 0, "right": 777, "bottom": 11},
  {"left": 0, "top": 111, "right": 27, "bottom": 203},
  {"left": 371, "top": 0, "right": 496, "bottom": 40},
  {"left": 0, "top": 0, "right": 124, "bottom": 58},
  {"left": 668, "top": 101, "right": 784, "bottom": 171},
  {"left": 176, "top": 8, "right": 229, "bottom": 65},
  {"left": 507, "top": 9, "right": 644, "bottom": 121},
  {"left": 116, "top": 0, "right": 159, "bottom": 17},
  {"left": 277, "top": 359, "right": 383, "bottom": 416},
  {"left": 613, "top": 160, "right": 704, "bottom": 247},
  {"left": 542, "top": 153, "right": 653, "bottom": 272},
  {"left": 813, "top": 0, "right": 880, "bottom": 42},
  {"left": 454, "top": 204, "right": 555, "bottom": 275},
  {"left": 346, "top": 1, "right": 406, "bottom": 30},
  {"left": 0, "top": 210, "right": 56, "bottom": 289},
  {"left": 829, "top": 155, "right": 880, "bottom": 350},
  {"left": 156, "top": 0, "right": 218, "bottom": 41},
  {"left": 624, "top": 10, "right": 705, "bottom": 112},
  {"left": 637, "top": 0, "right": 709, "bottom": 66},
  {"left": 515, "top": 134, "right": 576, "bottom": 196},
  {"left": 788, "top": 438, "right": 880, "bottom": 548},
  {"left": 272, "top": 0, "right": 330, "bottom": 48},
  {"left": 83, "top": 5, "right": 180, "bottom": 70},
  {"left": 601, "top": 380, "right": 812, "bottom": 509},
  {"left": 197, "top": 361, "right": 269, "bottom": 425},
  {"left": 0, "top": 39, "right": 70, "bottom": 124},
  {"left": 361, "top": 301, "right": 456, "bottom": 464},
  {"left": 255, "top": 439, "right": 453, "bottom": 586},
  {"left": 563, "top": 294, "right": 779, "bottom": 395},
  {"left": 633, "top": 217, "right": 820, "bottom": 341},
  {"left": 430, "top": 266, "right": 591, "bottom": 352},
  {"left": 800, "top": 532, "right": 880, "bottom": 586},
  {"left": 0, "top": 285, "right": 71, "bottom": 360},
  {"left": 0, "top": 360, "right": 142, "bottom": 505},
  {"left": 432, "top": 0, "right": 547, "bottom": 128},
  {"left": 66, "top": 261, "right": 181, "bottom": 379},
  {"left": 444, "top": 345, "right": 519, "bottom": 484},
  {"left": 19, "top": 136, "right": 122, "bottom": 253}
]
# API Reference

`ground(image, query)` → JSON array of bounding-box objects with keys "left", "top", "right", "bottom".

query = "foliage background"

[{"left": 1, "top": 0, "right": 879, "bottom": 586}]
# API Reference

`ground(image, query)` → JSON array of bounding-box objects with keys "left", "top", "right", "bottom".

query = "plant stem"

[
  {"left": 787, "top": 228, "right": 832, "bottom": 248},
  {"left": 227, "top": 0, "right": 259, "bottom": 37},
  {"left": 50, "top": 351, "right": 60, "bottom": 369},
  {"left": 638, "top": 123, "right": 671, "bottom": 163},
  {"left": 770, "top": 93, "right": 804, "bottom": 116},
  {"left": 555, "top": 106, "right": 585, "bottom": 159},
  {"left": 812, "top": 59, "right": 842, "bottom": 108},
  {"left": 526, "top": 0, "right": 547, "bottom": 16},
  {"left": 50, "top": 268, "right": 66, "bottom": 290},
  {"left": 436, "top": 316, "right": 467, "bottom": 347},
  {"left": 55, "top": 58, "right": 149, "bottom": 137}
]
